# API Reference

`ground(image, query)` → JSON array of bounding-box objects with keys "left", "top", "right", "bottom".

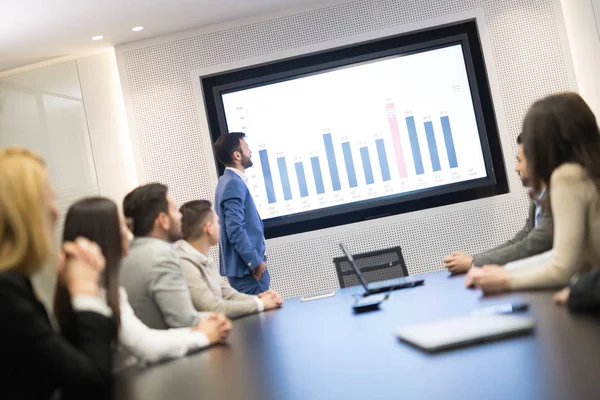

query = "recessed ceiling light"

[
  {"left": 132, "top": 26, "right": 144, "bottom": 32},
  {"left": 92, "top": 35, "right": 103, "bottom": 41}
]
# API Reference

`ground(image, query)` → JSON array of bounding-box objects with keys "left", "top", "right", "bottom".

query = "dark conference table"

[{"left": 114, "top": 271, "right": 600, "bottom": 400}]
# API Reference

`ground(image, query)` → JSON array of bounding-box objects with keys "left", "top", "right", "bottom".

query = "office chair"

[{"left": 333, "top": 246, "right": 409, "bottom": 289}]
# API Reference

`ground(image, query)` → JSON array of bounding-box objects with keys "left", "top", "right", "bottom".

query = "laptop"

[
  {"left": 396, "top": 314, "right": 535, "bottom": 353},
  {"left": 339, "top": 243, "right": 424, "bottom": 296}
]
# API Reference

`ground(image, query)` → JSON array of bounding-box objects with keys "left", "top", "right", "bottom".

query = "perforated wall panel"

[{"left": 117, "top": 0, "right": 572, "bottom": 298}]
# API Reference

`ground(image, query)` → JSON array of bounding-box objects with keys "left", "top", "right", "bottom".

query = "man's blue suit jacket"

[{"left": 214, "top": 169, "right": 269, "bottom": 288}]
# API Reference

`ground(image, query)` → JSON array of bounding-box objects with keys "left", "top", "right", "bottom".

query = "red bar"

[{"left": 386, "top": 102, "right": 408, "bottom": 178}]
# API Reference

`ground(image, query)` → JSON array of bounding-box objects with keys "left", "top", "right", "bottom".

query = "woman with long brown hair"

[
  {"left": 54, "top": 197, "right": 230, "bottom": 370},
  {"left": 0, "top": 147, "right": 113, "bottom": 400},
  {"left": 466, "top": 92, "right": 600, "bottom": 293}
]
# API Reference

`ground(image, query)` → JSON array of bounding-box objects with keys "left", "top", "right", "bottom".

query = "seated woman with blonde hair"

[
  {"left": 0, "top": 148, "right": 113, "bottom": 400},
  {"left": 466, "top": 92, "right": 600, "bottom": 294}
]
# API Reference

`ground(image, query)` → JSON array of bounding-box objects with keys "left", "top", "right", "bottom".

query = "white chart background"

[{"left": 223, "top": 44, "right": 487, "bottom": 220}]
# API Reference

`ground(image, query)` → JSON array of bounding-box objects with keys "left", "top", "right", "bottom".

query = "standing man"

[
  {"left": 443, "top": 134, "right": 553, "bottom": 273},
  {"left": 214, "top": 132, "right": 270, "bottom": 294}
]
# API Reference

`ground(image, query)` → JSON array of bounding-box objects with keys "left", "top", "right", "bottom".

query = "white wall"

[
  {"left": 559, "top": 0, "right": 600, "bottom": 116},
  {"left": 0, "top": 50, "right": 138, "bottom": 305},
  {"left": 77, "top": 51, "right": 139, "bottom": 208},
  {"left": 595, "top": 0, "right": 600, "bottom": 36},
  {"left": 115, "top": 0, "right": 576, "bottom": 298},
  {"left": 0, "top": 60, "right": 99, "bottom": 305}
]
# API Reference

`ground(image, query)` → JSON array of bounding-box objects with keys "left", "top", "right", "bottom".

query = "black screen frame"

[{"left": 201, "top": 20, "right": 508, "bottom": 238}]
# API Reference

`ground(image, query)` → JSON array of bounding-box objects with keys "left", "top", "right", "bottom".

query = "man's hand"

[
  {"left": 193, "top": 313, "right": 232, "bottom": 344},
  {"left": 464, "top": 265, "right": 510, "bottom": 294},
  {"left": 443, "top": 252, "right": 474, "bottom": 274},
  {"left": 553, "top": 287, "right": 571, "bottom": 305},
  {"left": 258, "top": 290, "right": 282, "bottom": 302},
  {"left": 258, "top": 290, "right": 283, "bottom": 310},
  {"left": 252, "top": 262, "right": 267, "bottom": 280}
]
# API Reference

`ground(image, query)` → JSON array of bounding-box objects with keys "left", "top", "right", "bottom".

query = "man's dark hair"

[
  {"left": 214, "top": 132, "right": 246, "bottom": 166},
  {"left": 123, "top": 183, "right": 169, "bottom": 237},
  {"left": 516, "top": 133, "right": 522, "bottom": 144},
  {"left": 180, "top": 200, "right": 213, "bottom": 240}
]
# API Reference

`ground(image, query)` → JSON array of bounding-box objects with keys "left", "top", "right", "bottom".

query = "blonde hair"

[{"left": 0, "top": 147, "right": 53, "bottom": 276}]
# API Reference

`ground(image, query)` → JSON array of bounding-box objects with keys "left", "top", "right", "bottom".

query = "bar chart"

[
  {"left": 277, "top": 156, "right": 292, "bottom": 201},
  {"left": 385, "top": 102, "right": 408, "bottom": 178},
  {"left": 221, "top": 43, "right": 488, "bottom": 220},
  {"left": 323, "top": 133, "right": 341, "bottom": 191},
  {"left": 375, "top": 138, "right": 391, "bottom": 182},
  {"left": 360, "top": 146, "right": 374, "bottom": 185},
  {"left": 295, "top": 162, "right": 309, "bottom": 198},
  {"left": 253, "top": 106, "right": 462, "bottom": 205},
  {"left": 258, "top": 149, "right": 276, "bottom": 204},
  {"left": 311, "top": 156, "right": 325, "bottom": 194}
]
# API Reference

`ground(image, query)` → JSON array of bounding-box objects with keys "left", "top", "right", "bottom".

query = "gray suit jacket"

[
  {"left": 472, "top": 200, "right": 553, "bottom": 266},
  {"left": 176, "top": 242, "right": 260, "bottom": 319},
  {"left": 120, "top": 237, "right": 210, "bottom": 330}
]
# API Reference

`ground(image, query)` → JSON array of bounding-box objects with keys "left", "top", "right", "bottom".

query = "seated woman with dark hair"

[
  {"left": 0, "top": 147, "right": 112, "bottom": 400},
  {"left": 54, "top": 197, "right": 231, "bottom": 370},
  {"left": 466, "top": 92, "right": 600, "bottom": 293}
]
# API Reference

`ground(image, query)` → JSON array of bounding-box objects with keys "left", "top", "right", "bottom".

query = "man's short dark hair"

[
  {"left": 214, "top": 132, "right": 246, "bottom": 166},
  {"left": 123, "top": 183, "right": 169, "bottom": 237},
  {"left": 180, "top": 200, "right": 213, "bottom": 240},
  {"left": 517, "top": 133, "right": 522, "bottom": 144}
]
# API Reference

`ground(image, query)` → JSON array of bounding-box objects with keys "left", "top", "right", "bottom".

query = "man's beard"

[
  {"left": 166, "top": 229, "right": 183, "bottom": 243},
  {"left": 241, "top": 155, "right": 253, "bottom": 169},
  {"left": 166, "top": 218, "right": 183, "bottom": 243}
]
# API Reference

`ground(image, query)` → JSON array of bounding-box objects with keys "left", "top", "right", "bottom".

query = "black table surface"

[{"left": 114, "top": 271, "right": 600, "bottom": 400}]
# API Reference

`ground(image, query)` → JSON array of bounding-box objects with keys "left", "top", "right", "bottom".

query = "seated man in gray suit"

[
  {"left": 443, "top": 134, "right": 553, "bottom": 273},
  {"left": 176, "top": 200, "right": 283, "bottom": 318},
  {"left": 120, "top": 183, "right": 232, "bottom": 334}
]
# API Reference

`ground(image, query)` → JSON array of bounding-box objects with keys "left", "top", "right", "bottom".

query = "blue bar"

[
  {"left": 323, "top": 133, "right": 341, "bottom": 191},
  {"left": 441, "top": 116, "right": 458, "bottom": 168},
  {"left": 258, "top": 149, "right": 276, "bottom": 204},
  {"left": 294, "top": 162, "right": 309, "bottom": 198},
  {"left": 424, "top": 121, "right": 441, "bottom": 172},
  {"left": 342, "top": 142, "right": 357, "bottom": 188},
  {"left": 375, "top": 138, "right": 391, "bottom": 182},
  {"left": 277, "top": 157, "right": 292, "bottom": 200},
  {"left": 360, "top": 147, "right": 374, "bottom": 185},
  {"left": 310, "top": 156, "right": 325, "bottom": 194},
  {"left": 405, "top": 116, "right": 424, "bottom": 175}
]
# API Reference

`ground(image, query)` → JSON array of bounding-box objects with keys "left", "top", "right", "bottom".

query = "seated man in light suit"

[
  {"left": 213, "top": 132, "right": 270, "bottom": 294},
  {"left": 120, "top": 183, "right": 231, "bottom": 332},
  {"left": 176, "top": 200, "right": 283, "bottom": 318},
  {"left": 443, "top": 134, "right": 553, "bottom": 273}
]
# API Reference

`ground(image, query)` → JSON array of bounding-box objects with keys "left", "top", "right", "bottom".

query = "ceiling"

[{"left": 0, "top": 0, "right": 327, "bottom": 73}]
